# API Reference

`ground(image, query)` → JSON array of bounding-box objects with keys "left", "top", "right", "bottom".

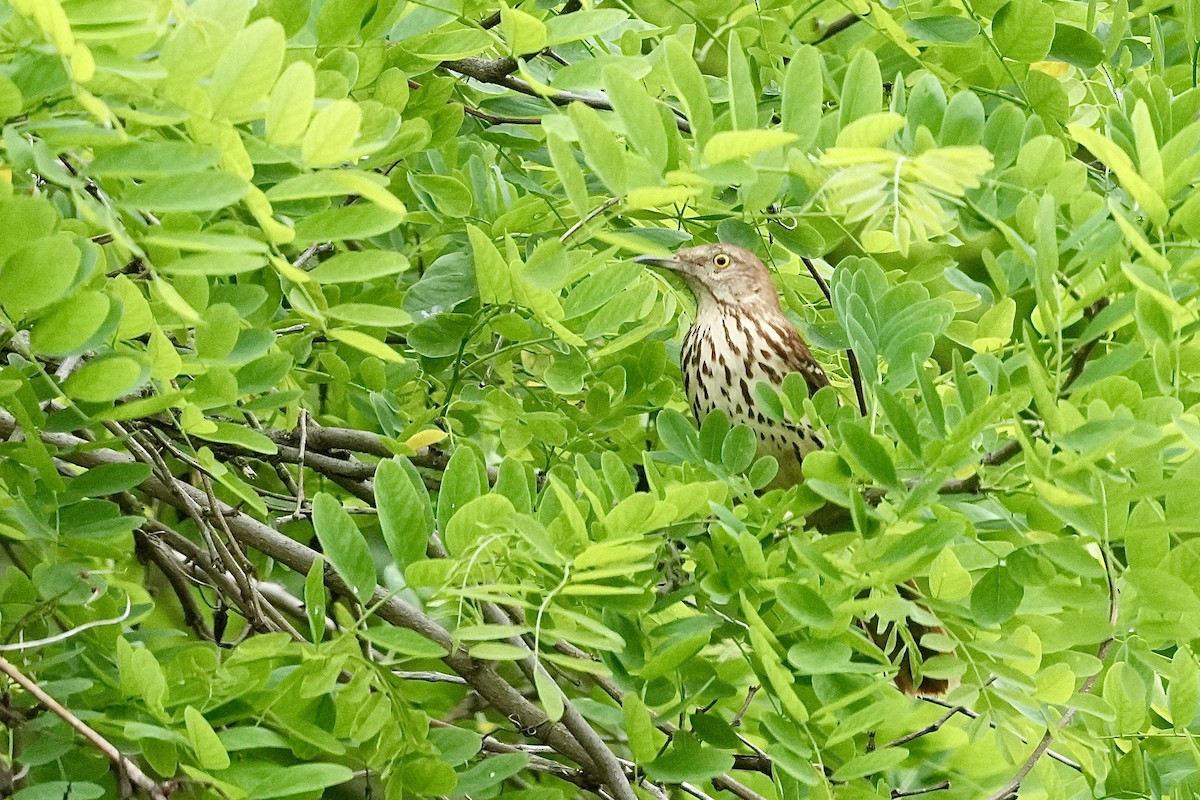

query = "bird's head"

[{"left": 636, "top": 244, "right": 778, "bottom": 309}]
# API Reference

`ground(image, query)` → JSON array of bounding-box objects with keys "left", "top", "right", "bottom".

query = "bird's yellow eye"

[{"left": 713, "top": 253, "right": 731, "bottom": 269}]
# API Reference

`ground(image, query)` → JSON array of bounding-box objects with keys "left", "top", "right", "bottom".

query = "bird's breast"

[{"left": 681, "top": 312, "right": 822, "bottom": 477}]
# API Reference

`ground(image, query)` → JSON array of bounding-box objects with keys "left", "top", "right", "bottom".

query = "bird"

[
  {"left": 635, "top": 244, "right": 829, "bottom": 486},
  {"left": 636, "top": 243, "right": 948, "bottom": 696}
]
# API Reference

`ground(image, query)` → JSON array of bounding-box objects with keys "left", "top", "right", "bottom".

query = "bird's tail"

[{"left": 861, "top": 581, "right": 953, "bottom": 697}]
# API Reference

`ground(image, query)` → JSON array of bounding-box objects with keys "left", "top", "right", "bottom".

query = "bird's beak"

[{"left": 634, "top": 254, "right": 685, "bottom": 271}]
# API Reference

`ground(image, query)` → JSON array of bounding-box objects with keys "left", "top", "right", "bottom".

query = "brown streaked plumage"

[{"left": 638, "top": 243, "right": 949, "bottom": 697}]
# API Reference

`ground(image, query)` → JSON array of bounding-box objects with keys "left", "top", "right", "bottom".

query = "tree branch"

[
  {"left": 0, "top": 411, "right": 609, "bottom": 786},
  {"left": 0, "top": 656, "right": 169, "bottom": 800},
  {"left": 801, "top": 256, "right": 867, "bottom": 415},
  {"left": 440, "top": 59, "right": 692, "bottom": 133},
  {"left": 815, "top": 13, "right": 862, "bottom": 43}
]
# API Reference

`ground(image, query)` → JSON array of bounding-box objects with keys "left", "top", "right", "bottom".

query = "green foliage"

[{"left": 2, "top": 0, "right": 1200, "bottom": 799}]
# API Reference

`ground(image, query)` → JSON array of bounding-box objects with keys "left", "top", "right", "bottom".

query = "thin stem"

[{"left": 0, "top": 657, "right": 169, "bottom": 800}]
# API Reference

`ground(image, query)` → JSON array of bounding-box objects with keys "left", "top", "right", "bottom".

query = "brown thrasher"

[{"left": 637, "top": 243, "right": 948, "bottom": 696}]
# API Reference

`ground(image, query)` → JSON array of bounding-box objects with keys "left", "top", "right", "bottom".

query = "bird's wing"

[{"left": 778, "top": 326, "right": 830, "bottom": 396}]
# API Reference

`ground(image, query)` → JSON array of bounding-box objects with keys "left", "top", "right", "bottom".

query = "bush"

[{"left": 0, "top": 1, "right": 1196, "bottom": 799}]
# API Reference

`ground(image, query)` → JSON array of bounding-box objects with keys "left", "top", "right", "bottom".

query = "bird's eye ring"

[{"left": 713, "top": 253, "right": 731, "bottom": 269}]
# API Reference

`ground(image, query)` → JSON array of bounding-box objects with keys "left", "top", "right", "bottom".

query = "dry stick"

[
  {"left": 918, "top": 697, "right": 1081, "bottom": 772},
  {"left": 882, "top": 707, "right": 958, "bottom": 749},
  {"left": 815, "top": 12, "right": 862, "bottom": 43},
  {"left": 136, "top": 531, "right": 216, "bottom": 642},
  {"left": 440, "top": 59, "right": 692, "bottom": 133},
  {"left": 462, "top": 104, "right": 544, "bottom": 126},
  {"left": 0, "top": 414, "right": 607, "bottom": 788},
  {"left": 800, "top": 257, "right": 867, "bottom": 416},
  {"left": 0, "top": 656, "right": 169, "bottom": 800},
  {"left": 891, "top": 780, "right": 950, "bottom": 798},
  {"left": 561, "top": 197, "right": 621, "bottom": 243},
  {"left": 475, "top": 602, "right": 638, "bottom": 800},
  {"left": 137, "top": 516, "right": 284, "bottom": 641}
]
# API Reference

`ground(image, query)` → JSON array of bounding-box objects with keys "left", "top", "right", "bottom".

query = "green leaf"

[
  {"left": 193, "top": 422, "right": 279, "bottom": 455},
  {"left": 501, "top": 6, "right": 547, "bottom": 55},
  {"left": 545, "top": 9, "right": 627, "bottom": 45},
  {"left": 837, "top": 422, "right": 900, "bottom": 490},
  {"left": 64, "top": 355, "right": 149, "bottom": 403},
  {"left": 437, "top": 446, "right": 485, "bottom": 535},
  {"left": 623, "top": 694, "right": 659, "bottom": 763},
  {"left": 904, "top": 15, "right": 980, "bottom": 43},
  {"left": 305, "top": 556, "right": 327, "bottom": 644},
  {"left": 30, "top": 291, "right": 111, "bottom": 356},
  {"left": 267, "top": 61, "right": 316, "bottom": 145},
  {"left": 646, "top": 732, "right": 734, "bottom": 783},
  {"left": 777, "top": 582, "right": 835, "bottom": 627},
  {"left": 1067, "top": 123, "right": 1167, "bottom": 227},
  {"left": 782, "top": 46, "right": 822, "bottom": 151},
  {"left": 468, "top": 224, "right": 512, "bottom": 305},
  {"left": 247, "top": 763, "right": 355, "bottom": 798},
  {"left": 326, "top": 303, "right": 410, "bottom": 327},
  {"left": 293, "top": 203, "right": 404, "bottom": 243},
  {"left": 444, "top": 494, "right": 516, "bottom": 555},
  {"left": 603, "top": 65, "right": 668, "bottom": 171},
  {"left": 311, "top": 492, "right": 376, "bottom": 603},
  {"left": 65, "top": 463, "right": 152, "bottom": 500},
  {"left": 534, "top": 668, "right": 564, "bottom": 722},
  {"left": 184, "top": 706, "right": 231, "bottom": 771},
  {"left": 307, "top": 251, "right": 410, "bottom": 283},
  {"left": 301, "top": 99, "right": 361, "bottom": 166},
  {"left": 831, "top": 747, "right": 908, "bottom": 781},
  {"left": 992, "top": 0, "right": 1056, "bottom": 62},
  {"left": 375, "top": 458, "right": 432, "bottom": 568},
  {"left": 970, "top": 565, "right": 1023, "bottom": 626},
  {"left": 703, "top": 130, "right": 798, "bottom": 163},
  {"left": 727, "top": 30, "right": 755, "bottom": 130},
  {"left": 89, "top": 143, "right": 219, "bottom": 177},
  {"left": 123, "top": 172, "right": 251, "bottom": 212},
  {"left": 328, "top": 329, "right": 404, "bottom": 363},
  {"left": 569, "top": 102, "right": 626, "bottom": 195},
  {"left": 160, "top": 252, "right": 267, "bottom": 276},
  {"left": 656, "top": 409, "right": 700, "bottom": 460},
  {"left": 839, "top": 49, "right": 882, "bottom": 128},
  {"left": 1103, "top": 661, "right": 1147, "bottom": 733},
  {"left": 361, "top": 625, "right": 449, "bottom": 658},
  {"left": 1049, "top": 23, "right": 1105, "bottom": 68},
  {"left": 1167, "top": 649, "right": 1198, "bottom": 730},
  {"left": 721, "top": 425, "right": 757, "bottom": 473},
  {"left": 664, "top": 37, "right": 713, "bottom": 145},
  {"left": 210, "top": 17, "right": 285, "bottom": 119},
  {"left": 930, "top": 549, "right": 972, "bottom": 601},
  {"left": 0, "top": 234, "right": 80, "bottom": 317},
  {"left": 454, "top": 753, "right": 528, "bottom": 795}
]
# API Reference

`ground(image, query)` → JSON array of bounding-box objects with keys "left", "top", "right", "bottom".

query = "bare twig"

[
  {"left": 462, "top": 104, "right": 543, "bottom": 125},
  {"left": 440, "top": 59, "right": 691, "bottom": 133},
  {"left": 801, "top": 257, "right": 867, "bottom": 416},
  {"left": 730, "top": 685, "right": 758, "bottom": 727},
  {"left": 561, "top": 197, "right": 620, "bottom": 243},
  {"left": 883, "top": 707, "right": 958, "bottom": 749},
  {"left": 892, "top": 780, "right": 950, "bottom": 798},
  {"left": 0, "top": 599, "right": 132, "bottom": 652},
  {"left": 815, "top": 13, "right": 862, "bottom": 43},
  {"left": 0, "top": 656, "right": 170, "bottom": 800},
  {"left": 0, "top": 411, "right": 608, "bottom": 786}
]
